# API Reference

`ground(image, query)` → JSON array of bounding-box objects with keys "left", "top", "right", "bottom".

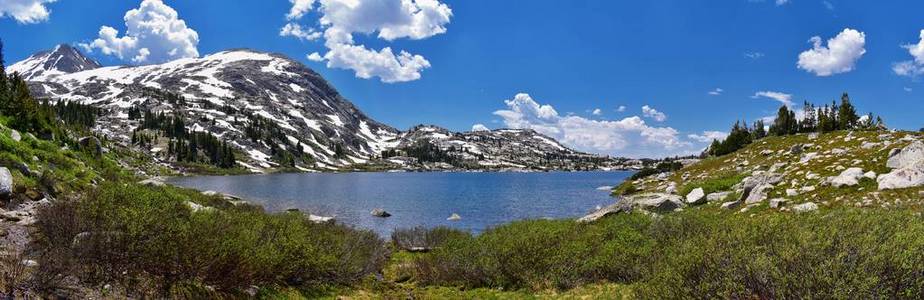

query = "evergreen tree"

[
  {"left": 769, "top": 105, "right": 797, "bottom": 136},
  {"left": 801, "top": 101, "right": 816, "bottom": 132},
  {"left": 751, "top": 120, "right": 767, "bottom": 140},
  {"left": 837, "top": 93, "right": 859, "bottom": 130}
]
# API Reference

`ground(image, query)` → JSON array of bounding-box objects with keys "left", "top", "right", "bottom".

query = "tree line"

[
  {"left": 708, "top": 93, "right": 883, "bottom": 157},
  {"left": 135, "top": 109, "right": 236, "bottom": 168}
]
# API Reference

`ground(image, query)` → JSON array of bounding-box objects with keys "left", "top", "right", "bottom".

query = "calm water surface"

[{"left": 168, "top": 171, "right": 631, "bottom": 236}]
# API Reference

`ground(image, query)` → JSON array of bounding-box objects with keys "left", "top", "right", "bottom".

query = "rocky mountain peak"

[{"left": 8, "top": 44, "right": 101, "bottom": 81}]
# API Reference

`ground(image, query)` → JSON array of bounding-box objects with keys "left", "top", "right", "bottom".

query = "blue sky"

[{"left": 1, "top": 0, "right": 923, "bottom": 157}]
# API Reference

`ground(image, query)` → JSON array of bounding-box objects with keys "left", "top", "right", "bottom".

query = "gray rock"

[
  {"left": 744, "top": 184, "right": 773, "bottom": 204},
  {"left": 685, "top": 188, "right": 706, "bottom": 205},
  {"left": 830, "top": 167, "right": 865, "bottom": 188},
  {"left": 792, "top": 202, "right": 819, "bottom": 213},
  {"left": 627, "top": 193, "right": 683, "bottom": 213},
  {"left": 138, "top": 178, "right": 166, "bottom": 187},
  {"left": 9, "top": 130, "right": 20, "bottom": 142},
  {"left": 577, "top": 202, "right": 631, "bottom": 223},
  {"left": 887, "top": 141, "right": 924, "bottom": 169},
  {"left": 371, "top": 208, "right": 391, "bottom": 218},
  {"left": 720, "top": 201, "right": 741, "bottom": 210},
  {"left": 878, "top": 168, "right": 924, "bottom": 190},
  {"left": 863, "top": 171, "right": 876, "bottom": 179},
  {"left": 0, "top": 167, "right": 11, "bottom": 200},
  {"left": 706, "top": 191, "right": 732, "bottom": 202},
  {"left": 769, "top": 198, "right": 788, "bottom": 209},
  {"left": 790, "top": 144, "right": 804, "bottom": 155},
  {"left": 447, "top": 213, "right": 462, "bottom": 221},
  {"left": 78, "top": 136, "right": 103, "bottom": 157}
]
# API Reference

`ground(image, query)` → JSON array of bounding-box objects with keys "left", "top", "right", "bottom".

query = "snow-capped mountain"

[
  {"left": 12, "top": 44, "right": 627, "bottom": 172},
  {"left": 8, "top": 44, "right": 102, "bottom": 80}
]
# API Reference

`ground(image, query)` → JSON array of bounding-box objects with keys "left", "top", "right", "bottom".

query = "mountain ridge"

[{"left": 11, "top": 44, "right": 637, "bottom": 173}]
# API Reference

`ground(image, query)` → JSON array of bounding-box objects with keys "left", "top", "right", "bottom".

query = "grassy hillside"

[{"left": 619, "top": 130, "right": 924, "bottom": 213}]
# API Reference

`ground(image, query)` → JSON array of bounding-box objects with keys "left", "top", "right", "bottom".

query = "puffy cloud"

[
  {"left": 797, "top": 28, "right": 866, "bottom": 76},
  {"left": 0, "top": 0, "right": 56, "bottom": 24},
  {"left": 81, "top": 0, "right": 199, "bottom": 64},
  {"left": 280, "top": 23, "right": 322, "bottom": 41},
  {"left": 471, "top": 124, "right": 489, "bottom": 132},
  {"left": 893, "top": 30, "right": 924, "bottom": 78},
  {"left": 641, "top": 105, "right": 667, "bottom": 122},
  {"left": 307, "top": 52, "right": 324, "bottom": 61},
  {"left": 591, "top": 108, "right": 602, "bottom": 116},
  {"left": 708, "top": 88, "right": 723, "bottom": 96},
  {"left": 615, "top": 105, "right": 627, "bottom": 112},
  {"left": 688, "top": 131, "right": 729, "bottom": 143},
  {"left": 282, "top": 0, "right": 452, "bottom": 83},
  {"left": 286, "top": 0, "right": 316, "bottom": 20},
  {"left": 752, "top": 91, "right": 793, "bottom": 107},
  {"left": 493, "top": 93, "right": 706, "bottom": 158}
]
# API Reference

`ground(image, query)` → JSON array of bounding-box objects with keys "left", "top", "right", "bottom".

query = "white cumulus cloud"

[
  {"left": 641, "top": 105, "right": 667, "bottom": 122},
  {"left": 591, "top": 108, "right": 602, "bottom": 116},
  {"left": 708, "top": 88, "right": 723, "bottom": 96},
  {"left": 752, "top": 91, "right": 793, "bottom": 107},
  {"left": 688, "top": 131, "right": 729, "bottom": 143},
  {"left": 286, "top": 0, "right": 316, "bottom": 20},
  {"left": 0, "top": 0, "right": 56, "bottom": 24},
  {"left": 797, "top": 28, "right": 866, "bottom": 76},
  {"left": 493, "top": 93, "right": 707, "bottom": 158},
  {"left": 893, "top": 30, "right": 924, "bottom": 78},
  {"left": 471, "top": 124, "right": 489, "bottom": 132},
  {"left": 616, "top": 105, "right": 626, "bottom": 112},
  {"left": 280, "top": 23, "right": 322, "bottom": 41},
  {"left": 282, "top": 0, "right": 452, "bottom": 83},
  {"left": 81, "top": 0, "right": 199, "bottom": 64}
]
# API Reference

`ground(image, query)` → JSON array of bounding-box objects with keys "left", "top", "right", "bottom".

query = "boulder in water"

[{"left": 371, "top": 208, "right": 391, "bottom": 218}]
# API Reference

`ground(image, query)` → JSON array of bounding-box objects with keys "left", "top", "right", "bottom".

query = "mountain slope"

[
  {"left": 12, "top": 44, "right": 628, "bottom": 172},
  {"left": 8, "top": 44, "right": 102, "bottom": 80}
]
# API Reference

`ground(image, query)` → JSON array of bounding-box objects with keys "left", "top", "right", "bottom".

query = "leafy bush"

[
  {"left": 34, "top": 182, "right": 387, "bottom": 297},
  {"left": 412, "top": 208, "right": 924, "bottom": 298},
  {"left": 392, "top": 226, "right": 470, "bottom": 251}
]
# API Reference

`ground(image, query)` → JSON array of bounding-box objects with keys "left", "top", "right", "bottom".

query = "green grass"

[{"left": 678, "top": 172, "right": 746, "bottom": 196}]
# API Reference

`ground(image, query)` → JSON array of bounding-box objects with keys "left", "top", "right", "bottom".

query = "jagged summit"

[{"left": 8, "top": 44, "right": 101, "bottom": 81}]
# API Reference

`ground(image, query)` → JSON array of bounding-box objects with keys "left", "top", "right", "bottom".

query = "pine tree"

[
  {"left": 838, "top": 93, "right": 859, "bottom": 130},
  {"left": 751, "top": 120, "right": 767, "bottom": 140},
  {"left": 801, "top": 101, "right": 816, "bottom": 132}
]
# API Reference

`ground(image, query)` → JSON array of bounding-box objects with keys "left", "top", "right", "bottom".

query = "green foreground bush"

[
  {"left": 411, "top": 209, "right": 924, "bottom": 298},
  {"left": 34, "top": 182, "right": 387, "bottom": 297}
]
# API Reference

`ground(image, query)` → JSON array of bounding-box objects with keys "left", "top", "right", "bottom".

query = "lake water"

[{"left": 167, "top": 171, "right": 632, "bottom": 236}]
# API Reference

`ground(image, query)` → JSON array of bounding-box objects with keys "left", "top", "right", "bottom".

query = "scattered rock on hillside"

[
  {"left": 9, "top": 130, "right": 20, "bottom": 142},
  {"left": 706, "top": 191, "right": 732, "bottom": 202},
  {"left": 78, "top": 136, "right": 102, "bottom": 157},
  {"left": 830, "top": 167, "right": 865, "bottom": 188},
  {"left": 886, "top": 141, "right": 924, "bottom": 169},
  {"left": 0, "top": 167, "right": 11, "bottom": 200},
  {"left": 790, "top": 144, "right": 804, "bottom": 155},
  {"left": 793, "top": 202, "right": 819, "bottom": 213},
  {"left": 577, "top": 202, "right": 630, "bottom": 223},
  {"left": 878, "top": 168, "right": 924, "bottom": 190},
  {"left": 745, "top": 184, "right": 772, "bottom": 204},
  {"left": 769, "top": 198, "right": 788, "bottom": 209},
  {"left": 138, "top": 177, "right": 166, "bottom": 187},
  {"left": 878, "top": 141, "right": 924, "bottom": 190},
  {"left": 720, "top": 201, "right": 740, "bottom": 210},
  {"left": 623, "top": 193, "right": 683, "bottom": 213},
  {"left": 371, "top": 208, "right": 392, "bottom": 218},
  {"left": 685, "top": 188, "right": 705, "bottom": 205},
  {"left": 308, "top": 214, "right": 334, "bottom": 223}
]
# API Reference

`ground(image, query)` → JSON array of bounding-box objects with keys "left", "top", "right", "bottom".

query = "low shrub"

[
  {"left": 33, "top": 182, "right": 388, "bottom": 297},
  {"left": 412, "top": 208, "right": 924, "bottom": 298},
  {"left": 391, "top": 226, "right": 470, "bottom": 251}
]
